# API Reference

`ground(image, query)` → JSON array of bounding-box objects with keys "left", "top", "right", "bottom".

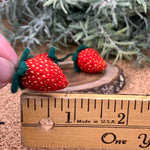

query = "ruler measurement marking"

[
  {"left": 107, "top": 99, "right": 110, "bottom": 109},
  {"left": 81, "top": 98, "right": 83, "bottom": 109},
  {"left": 21, "top": 100, "right": 23, "bottom": 122},
  {"left": 48, "top": 98, "right": 50, "bottom": 117},
  {"left": 94, "top": 99, "right": 96, "bottom": 109},
  {"left": 126, "top": 100, "right": 130, "bottom": 125},
  {"left": 34, "top": 99, "right": 36, "bottom": 111},
  {"left": 68, "top": 98, "right": 70, "bottom": 108},
  {"left": 54, "top": 98, "right": 56, "bottom": 108},
  {"left": 74, "top": 99, "right": 76, "bottom": 122},
  {"left": 100, "top": 99, "right": 103, "bottom": 118},
  {"left": 41, "top": 98, "right": 43, "bottom": 108},
  {"left": 141, "top": 100, "right": 143, "bottom": 113},
  {"left": 87, "top": 99, "right": 90, "bottom": 112},
  {"left": 114, "top": 100, "right": 116, "bottom": 112},
  {"left": 61, "top": 98, "right": 63, "bottom": 111},
  {"left": 121, "top": 100, "right": 123, "bottom": 109},
  {"left": 134, "top": 100, "right": 136, "bottom": 110},
  {"left": 27, "top": 98, "right": 29, "bottom": 108}
]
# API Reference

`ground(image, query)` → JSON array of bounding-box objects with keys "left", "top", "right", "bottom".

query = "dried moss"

[{"left": 0, "top": 0, "right": 150, "bottom": 66}]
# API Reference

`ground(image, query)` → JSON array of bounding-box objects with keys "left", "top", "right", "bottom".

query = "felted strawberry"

[
  {"left": 11, "top": 47, "right": 68, "bottom": 93},
  {"left": 72, "top": 45, "right": 107, "bottom": 73}
]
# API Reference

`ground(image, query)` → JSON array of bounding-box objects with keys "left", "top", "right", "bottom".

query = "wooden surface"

[
  {"left": 58, "top": 61, "right": 125, "bottom": 94},
  {"left": 21, "top": 93, "right": 150, "bottom": 149}
]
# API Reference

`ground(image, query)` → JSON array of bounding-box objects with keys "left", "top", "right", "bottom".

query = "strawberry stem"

[
  {"left": 48, "top": 47, "right": 58, "bottom": 64},
  {"left": 57, "top": 53, "right": 74, "bottom": 62},
  {"left": 48, "top": 47, "right": 74, "bottom": 63}
]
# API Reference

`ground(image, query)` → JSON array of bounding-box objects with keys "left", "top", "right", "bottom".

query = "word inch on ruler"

[{"left": 21, "top": 93, "right": 150, "bottom": 150}]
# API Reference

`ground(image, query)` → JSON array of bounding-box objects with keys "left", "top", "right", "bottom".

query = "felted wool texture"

[
  {"left": 21, "top": 53, "right": 68, "bottom": 91},
  {"left": 77, "top": 48, "right": 107, "bottom": 73}
]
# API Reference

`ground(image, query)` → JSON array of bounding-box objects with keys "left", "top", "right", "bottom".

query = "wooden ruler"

[{"left": 21, "top": 93, "right": 150, "bottom": 149}]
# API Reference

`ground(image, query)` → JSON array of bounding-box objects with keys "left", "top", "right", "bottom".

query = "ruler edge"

[{"left": 21, "top": 92, "right": 150, "bottom": 101}]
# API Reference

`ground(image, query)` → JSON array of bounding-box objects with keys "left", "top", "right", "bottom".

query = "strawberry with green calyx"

[
  {"left": 48, "top": 45, "right": 107, "bottom": 74},
  {"left": 72, "top": 45, "right": 89, "bottom": 72},
  {"left": 72, "top": 45, "right": 107, "bottom": 73},
  {"left": 11, "top": 47, "right": 68, "bottom": 93}
]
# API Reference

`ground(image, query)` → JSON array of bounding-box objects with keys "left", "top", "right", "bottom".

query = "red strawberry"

[
  {"left": 72, "top": 45, "right": 107, "bottom": 73},
  {"left": 11, "top": 48, "right": 68, "bottom": 93},
  {"left": 22, "top": 53, "right": 68, "bottom": 91}
]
